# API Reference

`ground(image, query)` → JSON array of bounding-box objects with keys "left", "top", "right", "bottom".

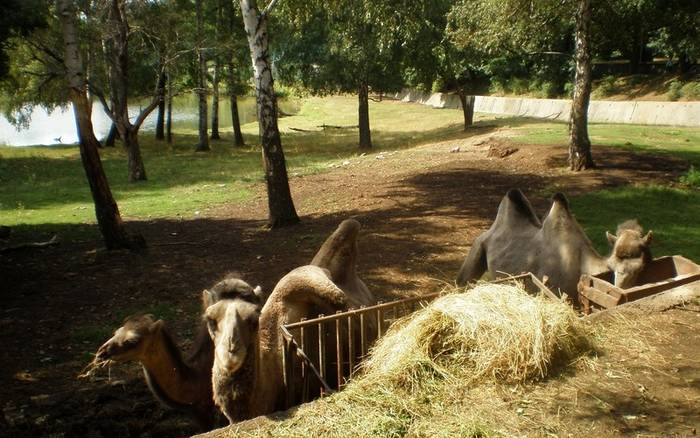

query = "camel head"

[
  {"left": 204, "top": 282, "right": 265, "bottom": 375},
  {"left": 96, "top": 314, "right": 163, "bottom": 362},
  {"left": 606, "top": 220, "right": 653, "bottom": 289}
]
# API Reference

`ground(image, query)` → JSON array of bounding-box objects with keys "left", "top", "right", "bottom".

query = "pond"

[{"left": 0, "top": 95, "right": 298, "bottom": 147}]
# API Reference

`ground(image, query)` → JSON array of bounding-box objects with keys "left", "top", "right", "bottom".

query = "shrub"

[
  {"left": 667, "top": 80, "right": 683, "bottom": 101},
  {"left": 680, "top": 82, "right": 700, "bottom": 100},
  {"left": 595, "top": 75, "right": 618, "bottom": 98},
  {"left": 680, "top": 166, "right": 700, "bottom": 188}
]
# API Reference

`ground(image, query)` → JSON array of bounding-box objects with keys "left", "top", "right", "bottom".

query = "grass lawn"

[
  {"left": 0, "top": 96, "right": 466, "bottom": 235},
  {"left": 1, "top": 95, "right": 699, "bottom": 260}
]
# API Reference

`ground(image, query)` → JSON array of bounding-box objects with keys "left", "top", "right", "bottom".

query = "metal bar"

[
  {"left": 299, "top": 318, "right": 307, "bottom": 401},
  {"left": 284, "top": 337, "right": 296, "bottom": 408},
  {"left": 359, "top": 308, "right": 366, "bottom": 357},
  {"left": 283, "top": 293, "right": 440, "bottom": 329},
  {"left": 335, "top": 311, "right": 343, "bottom": 389},
  {"left": 376, "top": 301, "right": 384, "bottom": 338},
  {"left": 318, "top": 316, "right": 326, "bottom": 393},
  {"left": 281, "top": 335, "right": 291, "bottom": 408},
  {"left": 280, "top": 325, "right": 333, "bottom": 394},
  {"left": 347, "top": 314, "right": 355, "bottom": 377}
]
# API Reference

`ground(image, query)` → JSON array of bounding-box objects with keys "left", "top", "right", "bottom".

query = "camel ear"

[
  {"left": 643, "top": 230, "right": 653, "bottom": 245},
  {"left": 606, "top": 231, "right": 617, "bottom": 245},
  {"left": 202, "top": 289, "right": 215, "bottom": 307},
  {"left": 253, "top": 285, "right": 266, "bottom": 302}
]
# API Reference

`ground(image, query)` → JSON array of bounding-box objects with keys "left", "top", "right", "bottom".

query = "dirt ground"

[{"left": 0, "top": 127, "right": 695, "bottom": 437}]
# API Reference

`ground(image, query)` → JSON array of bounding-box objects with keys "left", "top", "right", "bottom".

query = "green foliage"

[
  {"left": 680, "top": 166, "right": 700, "bottom": 188},
  {"left": 680, "top": 82, "right": 700, "bottom": 100},
  {"left": 667, "top": 80, "right": 683, "bottom": 101},
  {"left": 594, "top": 75, "right": 619, "bottom": 98}
]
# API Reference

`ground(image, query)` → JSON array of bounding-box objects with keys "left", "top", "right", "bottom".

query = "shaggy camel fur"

[
  {"left": 457, "top": 189, "right": 653, "bottom": 296},
  {"left": 95, "top": 276, "right": 258, "bottom": 430},
  {"left": 206, "top": 218, "right": 377, "bottom": 423}
]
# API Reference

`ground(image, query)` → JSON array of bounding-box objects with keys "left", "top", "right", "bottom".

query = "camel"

[
  {"left": 456, "top": 189, "right": 653, "bottom": 297},
  {"left": 205, "top": 218, "right": 377, "bottom": 423},
  {"left": 95, "top": 276, "right": 259, "bottom": 430}
]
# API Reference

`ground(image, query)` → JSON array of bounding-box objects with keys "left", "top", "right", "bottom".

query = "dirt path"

[{"left": 0, "top": 127, "right": 691, "bottom": 436}]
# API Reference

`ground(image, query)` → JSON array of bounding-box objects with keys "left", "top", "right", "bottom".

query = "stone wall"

[{"left": 393, "top": 89, "right": 700, "bottom": 127}]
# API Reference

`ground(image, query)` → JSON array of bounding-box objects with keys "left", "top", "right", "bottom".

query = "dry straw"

[{"left": 227, "top": 282, "right": 593, "bottom": 437}]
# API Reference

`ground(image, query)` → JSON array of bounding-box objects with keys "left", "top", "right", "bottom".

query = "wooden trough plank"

[{"left": 579, "top": 287, "right": 620, "bottom": 309}]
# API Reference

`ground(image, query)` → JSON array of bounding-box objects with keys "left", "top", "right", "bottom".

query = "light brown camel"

[
  {"left": 95, "top": 276, "right": 259, "bottom": 430},
  {"left": 456, "top": 189, "right": 653, "bottom": 296},
  {"left": 205, "top": 218, "right": 377, "bottom": 423}
]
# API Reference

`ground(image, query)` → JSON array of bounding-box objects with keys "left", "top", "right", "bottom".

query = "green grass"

[
  {"left": 511, "top": 122, "right": 700, "bottom": 164},
  {"left": 570, "top": 186, "right": 700, "bottom": 261},
  {"left": 0, "top": 96, "right": 467, "bottom": 237}
]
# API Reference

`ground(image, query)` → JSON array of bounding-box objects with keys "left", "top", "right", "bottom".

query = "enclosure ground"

[{"left": 0, "top": 126, "right": 697, "bottom": 436}]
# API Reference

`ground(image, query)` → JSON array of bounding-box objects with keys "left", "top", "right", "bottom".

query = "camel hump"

[
  {"left": 497, "top": 189, "right": 541, "bottom": 227},
  {"left": 268, "top": 265, "right": 348, "bottom": 312},
  {"left": 310, "top": 219, "right": 361, "bottom": 284},
  {"left": 551, "top": 192, "right": 570, "bottom": 211}
]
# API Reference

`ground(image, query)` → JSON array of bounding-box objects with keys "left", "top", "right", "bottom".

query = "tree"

[
  {"left": 194, "top": 0, "right": 210, "bottom": 151},
  {"left": 239, "top": 0, "right": 299, "bottom": 228},
  {"left": 93, "top": 0, "right": 165, "bottom": 182},
  {"left": 449, "top": 0, "right": 595, "bottom": 170},
  {"left": 276, "top": 1, "right": 404, "bottom": 150},
  {"left": 568, "top": 0, "right": 594, "bottom": 170},
  {"left": 56, "top": 0, "right": 144, "bottom": 251},
  {"left": 225, "top": 0, "right": 247, "bottom": 147}
]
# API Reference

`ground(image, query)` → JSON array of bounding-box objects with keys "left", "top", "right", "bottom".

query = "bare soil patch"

[{"left": 0, "top": 127, "right": 694, "bottom": 436}]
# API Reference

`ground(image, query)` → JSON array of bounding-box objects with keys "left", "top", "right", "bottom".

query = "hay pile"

[{"left": 226, "top": 283, "right": 593, "bottom": 438}]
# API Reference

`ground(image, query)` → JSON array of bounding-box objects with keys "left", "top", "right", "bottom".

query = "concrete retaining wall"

[{"left": 394, "top": 89, "right": 700, "bottom": 127}]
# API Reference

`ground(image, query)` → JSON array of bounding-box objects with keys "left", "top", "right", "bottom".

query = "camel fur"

[
  {"left": 207, "top": 218, "right": 377, "bottom": 423},
  {"left": 456, "top": 189, "right": 653, "bottom": 296}
]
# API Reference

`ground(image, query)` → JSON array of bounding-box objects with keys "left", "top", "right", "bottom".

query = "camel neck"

[
  {"left": 213, "top": 334, "right": 258, "bottom": 422},
  {"left": 580, "top": 244, "right": 609, "bottom": 276},
  {"left": 140, "top": 327, "right": 209, "bottom": 408}
]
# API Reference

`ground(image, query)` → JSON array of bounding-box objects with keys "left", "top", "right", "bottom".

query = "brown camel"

[
  {"left": 456, "top": 189, "right": 653, "bottom": 297},
  {"left": 205, "top": 218, "right": 377, "bottom": 423},
  {"left": 95, "top": 276, "right": 259, "bottom": 430}
]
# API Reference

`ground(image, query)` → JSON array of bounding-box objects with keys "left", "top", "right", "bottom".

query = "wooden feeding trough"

[
  {"left": 278, "top": 272, "right": 557, "bottom": 408},
  {"left": 578, "top": 255, "right": 700, "bottom": 314}
]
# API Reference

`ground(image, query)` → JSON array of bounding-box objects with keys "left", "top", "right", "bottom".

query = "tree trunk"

[
  {"left": 104, "top": 0, "right": 151, "bottom": 181},
  {"left": 230, "top": 92, "right": 245, "bottom": 147},
  {"left": 239, "top": 0, "right": 299, "bottom": 228},
  {"left": 166, "top": 75, "right": 173, "bottom": 144},
  {"left": 568, "top": 0, "right": 594, "bottom": 171},
  {"left": 155, "top": 71, "right": 167, "bottom": 140},
  {"left": 358, "top": 83, "right": 372, "bottom": 150},
  {"left": 57, "top": 0, "right": 144, "bottom": 251},
  {"left": 124, "top": 128, "right": 147, "bottom": 181},
  {"left": 195, "top": 0, "right": 210, "bottom": 151},
  {"left": 458, "top": 91, "right": 475, "bottom": 130},
  {"left": 104, "top": 122, "right": 118, "bottom": 147},
  {"left": 226, "top": 0, "right": 245, "bottom": 147},
  {"left": 211, "top": 60, "right": 221, "bottom": 140}
]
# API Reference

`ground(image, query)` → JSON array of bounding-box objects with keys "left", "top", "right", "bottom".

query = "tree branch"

[
  {"left": 261, "top": 0, "right": 281, "bottom": 18},
  {"left": 87, "top": 82, "right": 116, "bottom": 124}
]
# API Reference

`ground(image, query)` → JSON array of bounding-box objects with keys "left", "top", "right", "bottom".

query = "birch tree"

[
  {"left": 56, "top": 0, "right": 144, "bottom": 250},
  {"left": 239, "top": 0, "right": 299, "bottom": 228}
]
